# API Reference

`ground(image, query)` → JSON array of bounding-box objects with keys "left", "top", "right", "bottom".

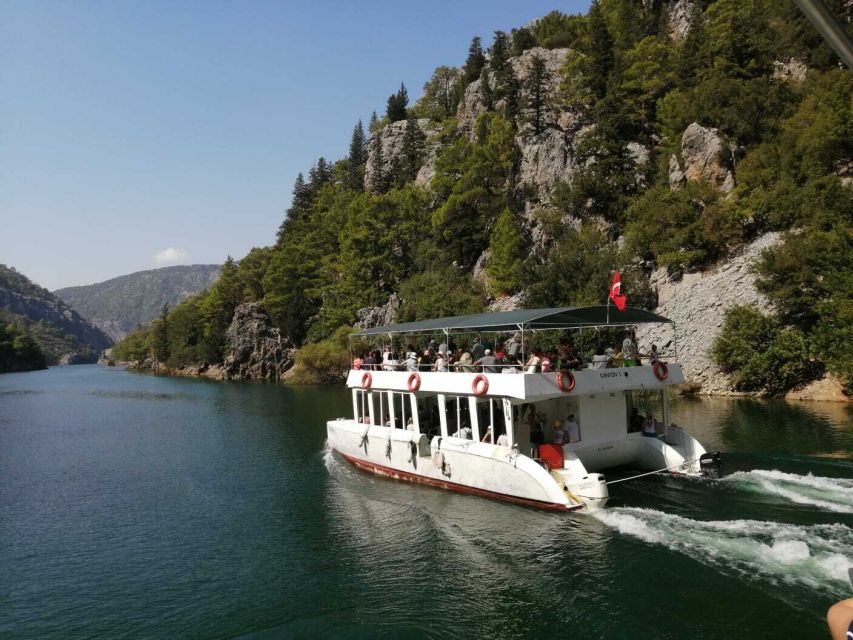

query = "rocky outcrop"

[
  {"left": 772, "top": 58, "right": 808, "bottom": 83},
  {"left": 355, "top": 294, "right": 400, "bottom": 329},
  {"left": 364, "top": 119, "right": 441, "bottom": 190},
  {"left": 669, "top": 122, "right": 737, "bottom": 192},
  {"left": 517, "top": 128, "right": 576, "bottom": 194},
  {"left": 489, "top": 292, "right": 526, "bottom": 312},
  {"left": 635, "top": 232, "right": 782, "bottom": 394},
  {"left": 668, "top": 0, "right": 695, "bottom": 42},
  {"left": 59, "top": 352, "right": 92, "bottom": 365},
  {"left": 221, "top": 302, "right": 296, "bottom": 380}
]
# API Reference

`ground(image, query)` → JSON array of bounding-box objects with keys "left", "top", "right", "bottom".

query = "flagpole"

[{"left": 607, "top": 269, "right": 613, "bottom": 325}]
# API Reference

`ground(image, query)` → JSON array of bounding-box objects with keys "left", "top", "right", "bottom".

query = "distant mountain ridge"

[
  {"left": 55, "top": 264, "right": 220, "bottom": 341},
  {"left": 0, "top": 265, "right": 112, "bottom": 364}
]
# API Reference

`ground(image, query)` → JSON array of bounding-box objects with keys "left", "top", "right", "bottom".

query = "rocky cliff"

[
  {"left": 0, "top": 264, "right": 112, "bottom": 364},
  {"left": 127, "top": 302, "right": 296, "bottom": 381},
  {"left": 636, "top": 232, "right": 782, "bottom": 394},
  {"left": 55, "top": 264, "right": 220, "bottom": 341}
]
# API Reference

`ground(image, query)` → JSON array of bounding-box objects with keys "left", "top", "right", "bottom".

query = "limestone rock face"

[
  {"left": 635, "top": 232, "right": 782, "bottom": 394},
  {"left": 670, "top": 122, "right": 737, "bottom": 192},
  {"left": 772, "top": 58, "right": 808, "bottom": 83},
  {"left": 59, "top": 352, "right": 91, "bottom": 365},
  {"left": 668, "top": 0, "right": 695, "bottom": 42},
  {"left": 518, "top": 128, "right": 575, "bottom": 192},
  {"left": 364, "top": 119, "right": 441, "bottom": 190},
  {"left": 355, "top": 294, "right": 400, "bottom": 329},
  {"left": 222, "top": 302, "right": 296, "bottom": 381},
  {"left": 489, "top": 292, "right": 526, "bottom": 312}
]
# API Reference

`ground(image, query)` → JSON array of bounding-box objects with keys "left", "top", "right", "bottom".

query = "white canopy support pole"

[
  {"left": 503, "top": 398, "right": 514, "bottom": 448},
  {"left": 468, "top": 396, "right": 480, "bottom": 441},
  {"left": 387, "top": 390, "right": 396, "bottom": 429},
  {"left": 437, "top": 394, "right": 448, "bottom": 437},
  {"left": 409, "top": 394, "right": 420, "bottom": 434}
]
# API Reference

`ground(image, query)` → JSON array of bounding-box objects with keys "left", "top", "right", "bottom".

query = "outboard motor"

[{"left": 699, "top": 451, "right": 722, "bottom": 479}]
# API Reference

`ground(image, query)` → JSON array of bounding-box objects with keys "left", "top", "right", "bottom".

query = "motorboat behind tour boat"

[{"left": 326, "top": 307, "right": 721, "bottom": 511}]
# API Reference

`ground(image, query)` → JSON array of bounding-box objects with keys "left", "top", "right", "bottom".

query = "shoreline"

[{"left": 115, "top": 360, "right": 850, "bottom": 402}]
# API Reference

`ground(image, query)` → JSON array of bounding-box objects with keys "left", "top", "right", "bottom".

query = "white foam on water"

[
  {"left": 723, "top": 469, "right": 853, "bottom": 513},
  {"left": 594, "top": 507, "right": 853, "bottom": 596}
]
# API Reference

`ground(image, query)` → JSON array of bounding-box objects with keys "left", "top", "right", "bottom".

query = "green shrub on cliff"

[
  {"left": 0, "top": 322, "right": 47, "bottom": 373},
  {"left": 712, "top": 306, "right": 823, "bottom": 394}
]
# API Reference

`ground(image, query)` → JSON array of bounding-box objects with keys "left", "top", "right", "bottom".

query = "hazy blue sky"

[{"left": 1, "top": 0, "right": 588, "bottom": 290}]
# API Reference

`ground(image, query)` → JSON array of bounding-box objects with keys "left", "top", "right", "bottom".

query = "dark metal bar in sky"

[{"left": 794, "top": 0, "right": 853, "bottom": 69}]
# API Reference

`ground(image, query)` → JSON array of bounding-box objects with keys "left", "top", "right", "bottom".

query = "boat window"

[
  {"left": 354, "top": 389, "right": 371, "bottom": 424},
  {"left": 445, "top": 395, "right": 472, "bottom": 438},
  {"left": 416, "top": 395, "right": 441, "bottom": 438}
]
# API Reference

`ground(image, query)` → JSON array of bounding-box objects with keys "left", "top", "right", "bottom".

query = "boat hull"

[{"left": 327, "top": 419, "right": 584, "bottom": 512}]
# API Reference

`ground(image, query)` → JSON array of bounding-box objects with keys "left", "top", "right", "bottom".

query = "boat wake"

[
  {"left": 722, "top": 470, "right": 853, "bottom": 514},
  {"left": 594, "top": 507, "right": 853, "bottom": 596}
]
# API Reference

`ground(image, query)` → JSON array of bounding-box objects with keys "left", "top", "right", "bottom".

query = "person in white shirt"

[
  {"left": 642, "top": 414, "right": 657, "bottom": 437},
  {"left": 563, "top": 414, "right": 580, "bottom": 443},
  {"left": 433, "top": 352, "right": 448, "bottom": 372}
]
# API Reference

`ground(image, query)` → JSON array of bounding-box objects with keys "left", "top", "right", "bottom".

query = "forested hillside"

[
  {"left": 114, "top": 0, "right": 851, "bottom": 395},
  {"left": 55, "top": 264, "right": 220, "bottom": 341},
  {"left": 0, "top": 265, "right": 112, "bottom": 365}
]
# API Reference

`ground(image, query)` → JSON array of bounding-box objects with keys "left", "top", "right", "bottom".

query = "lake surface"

[{"left": 1, "top": 365, "right": 851, "bottom": 639}]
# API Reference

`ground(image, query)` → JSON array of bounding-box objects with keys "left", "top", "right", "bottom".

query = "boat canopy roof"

[{"left": 352, "top": 306, "right": 672, "bottom": 337}]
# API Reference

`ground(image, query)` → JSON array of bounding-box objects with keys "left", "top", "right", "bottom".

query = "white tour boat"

[{"left": 326, "top": 307, "right": 721, "bottom": 511}]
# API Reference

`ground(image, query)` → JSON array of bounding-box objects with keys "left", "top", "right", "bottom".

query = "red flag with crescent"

[{"left": 609, "top": 271, "right": 627, "bottom": 311}]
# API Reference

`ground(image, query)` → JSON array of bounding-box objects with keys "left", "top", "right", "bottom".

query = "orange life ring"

[
  {"left": 361, "top": 372, "right": 373, "bottom": 390},
  {"left": 407, "top": 372, "right": 421, "bottom": 392},
  {"left": 653, "top": 362, "right": 669, "bottom": 381},
  {"left": 472, "top": 374, "right": 489, "bottom": 397},
  {"left": 556, "top": 369, "right": 576, "bottom": 392}
]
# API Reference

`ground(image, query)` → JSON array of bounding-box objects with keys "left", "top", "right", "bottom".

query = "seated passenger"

[
  {"left": 525, "top": 352, "right": 542, "bottom": 373},
  {"left": 474, "top": 349, "right": 499, "bottom": 373},
  {"left": 405, "top": 351, "right": 418, "bottom": 371},
  {"left": 433, "top": 351, "right": 448, "bottom": 372},
  {"left": 383, "top": 352, "right": 398, "bottom": 371},
  {"left": 452, "top": 426, "right": 473, "bottom": 439},
  {"left": 352, "top": 354, "right": 364, "bottom": 370},
  {"left": 457, "top": 350, "right": 474, "bottom": 372},
  {"left": 363, "top": 352, "right": 377, "bottom": 370},
  {"left": 496, "top": 432, "right": 509, "bottom": 446},
  {"left": 642, "top": 414, "right": 657, "bottom": 437},
  {"left": 623, "top": 330, "right": 639, "bottom": 367},
  {"left": 647, "top": 344, "right": 660, "bottom": 365},
  {"left": 480, "top": 427, "right": 493, "bottom": 443}
]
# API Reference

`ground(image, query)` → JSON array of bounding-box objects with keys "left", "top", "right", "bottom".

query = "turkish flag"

[{"left": 609, "top": 271, "right": 627, "bottom": 311}]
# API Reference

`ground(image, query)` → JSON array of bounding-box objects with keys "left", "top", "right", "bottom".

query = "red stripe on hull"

[{"left": 338, "top": 451, "right": 583, "bottom": 512}]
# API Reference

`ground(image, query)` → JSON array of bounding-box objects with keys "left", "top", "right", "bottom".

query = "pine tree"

[
  {"left": 369, "top": 110, "right": 380, "bottom": 133},
  {"left": 588, "top": 0, "right": 614, "bottom": 98},
  {"left": 154, "top": 303, "right": 170, "bottom": 363},
  {"left": 386, "top": 83, "right": 409, "bottom": 122},
  {"left": 479, "top": 67, "right": 494, "bottom": 111},
  {"left": 391, "top": 118, "right": 426, "bottom": 186},
  {"left": 511, "top": 27, "right": 537, "bottom": 56},
  {"left": 487, "top": 208, "right": 525, "bottom": 296},
  {"left": 369, "top": 133, "right": 388, "bottom": 193},
  {"left": 525, "top": 54, "right": 551, "bottom": 134},
  {"left": 489, "top": 31, "right": 510, "bottom": 73},
  {"left": 346, "top": 120, "right": 367, "bottom": 191},
  {"left": 463, "top": 36, "right": 486, "bottom": 83}
]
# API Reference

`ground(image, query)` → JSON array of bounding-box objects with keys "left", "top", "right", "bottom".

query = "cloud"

[{"left": 152, "top": 247, "right": 188, "bottom": 265}]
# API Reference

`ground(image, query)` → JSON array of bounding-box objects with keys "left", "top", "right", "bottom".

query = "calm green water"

[{"left": 1, "top": 365, "right": 851, "bottom": 639}]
